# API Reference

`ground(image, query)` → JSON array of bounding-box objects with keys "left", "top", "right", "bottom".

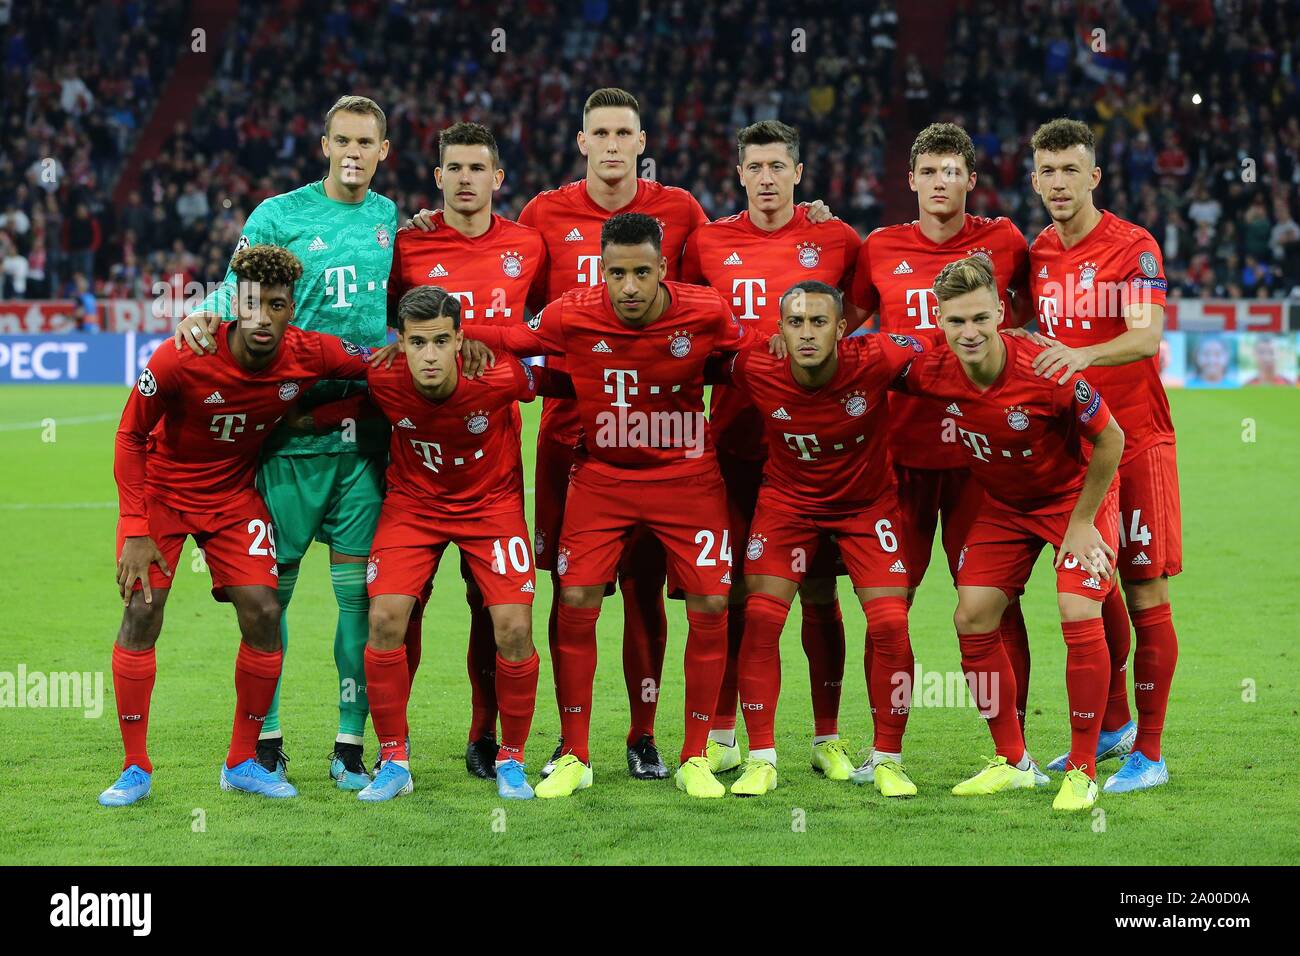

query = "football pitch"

[{"left": 2, "top": 385, "right": 1297, "bottom": 866}]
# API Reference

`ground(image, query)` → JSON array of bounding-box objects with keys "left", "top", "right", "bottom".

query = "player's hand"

[
  {"left": 117, "top": 535, "right": 172, "bottom": 606},
  {"left": 801, "top": 199, "right": 833, "bottom": 223},
  {"left": 403, "top": 208, "right": 438, "bottom": 232},
  {"left": 1032, "top": 342, "right": 1094, "bottom": 385},
  {"left": 768, "top": 333, "right": 788, "bottom": 359},
  {"left": 174, "top": 312, "right": 221, "bottom": 355},
  {"left": 369, "top": 343, "right": 400, "bottom": 368},
  {"left": 283, "top": 406, "right": 315, "bottom": 431},
  {"left": 1057, "top": 520, "right": 1116, "bottom": 580},
  {"left": 460, "top": 339, "right": 496, "bottom": 378}
]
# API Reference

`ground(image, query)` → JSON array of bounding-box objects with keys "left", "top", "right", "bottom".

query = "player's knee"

[
  {"left": 953, "top": 604, "right": 994, "bottom": 635},
  {"left": 559, "top": 586, "right": 601, "bottom": 609},
  {"left": 367, "top": 602, "right": 410, "bottom": 645},
  {"left": 119, "top": 602, "right": 164, "bottom": 647},
  {"left": 687, "top": 593, "right": 728, "bottom": 616},
  {"left": 1122, "top": 577, "right": 1168, "bottom": 613},
  {"left": 494, "top": 617, "right": 532, "bottom": 658},
  {"left": 1058, "top": 593, "right": 1101, "bottom": 623},
  {"left": 240, "top": 595, "right": 282, "bottom": 649}
]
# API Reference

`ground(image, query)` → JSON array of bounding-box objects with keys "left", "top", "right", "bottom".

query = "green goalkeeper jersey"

[{"left": 194, "top": 179, "right": 398, "bottom": 456}]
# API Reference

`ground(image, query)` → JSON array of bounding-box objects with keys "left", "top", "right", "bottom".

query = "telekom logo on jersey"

[{"left": 597, "top": 367, "right": 704, "bottom": 458}]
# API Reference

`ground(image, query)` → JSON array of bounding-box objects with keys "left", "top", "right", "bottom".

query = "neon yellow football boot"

[
  {"left": 1053, "top": 767, "right": 1099, "bottom": 811},
  {"left": 730, "top": 758, "right": 778, "bottom": 797},
  {"left": 534, "top": 754, "right": 592, "bottom": 799},
  {"left": 811, "top": 739, "right": 855, "bottom": 781},
  {"left": 951, "top": 755, "right": 1040, "bottom": 796},
  {"left": 706, "top": 737, "right": 743, "bottom": 774},
  {"left": 675, "top": 756, "right": 726, "bottom": 798},
  {"left": 851, "top": 753, "right": 918, "bottom": 797}
]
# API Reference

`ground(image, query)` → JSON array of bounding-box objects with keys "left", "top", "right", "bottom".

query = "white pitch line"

[{"left": 0, "top": 413, "right": 119, "bottom": 432}]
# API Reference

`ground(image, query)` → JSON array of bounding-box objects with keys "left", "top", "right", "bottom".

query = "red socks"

[
  {"left": 957, "top": 628, "right": 1024, "bottom": 764},
  {"left": 619, "top": 571, "right": 668, "bottom": 745},
  {"left": 466, "top": 588, "right": 498, "bottom": 742},
  {"left": 494, "top": 652, "right": 540, "bottom": 764},
  {"left": 863, "top": 597, "right": 912, "bottom": 753},
  {"left": 800, "top": 600, "right": 845, "bottom": 738},
  {"left": 1131, "top": 603, "right": 1178, "bottom": 760},
  {"left": 681, "top": 609, "right": 728, "bottom": 762},
  {"left": 365, "top": 645, "right": 410, "bottom": 761},
  {"left": 710, "top": 604, "right": 745, "bottom": 735},
  {"left": 999, "top": 601, "right": 1031, "bottom": 732},
  {"left": 1101, "top": 586, "right": 1133, "bottom": 731},
  {"left": 737, "top": 593, "right": 789, "bottom": 751},
  {"left": 555, "top": 603, "right": 600, "bottom": 765},
  {"left": 1062, "top": 618, "right": 1110, "bottom": 778},
  {"left": 112, "top": 644, "right": 156, "bottom": 773},
  {"left": 228, "top": 643, "right": 283, "bottom": 769}
]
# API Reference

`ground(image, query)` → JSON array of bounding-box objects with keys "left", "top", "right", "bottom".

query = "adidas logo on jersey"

[
  {"left": 1081, "top": 576, "right": 1102, "bottom": 590},
  {"left": 520, "top": 580, "right": 535, "bottom": 593},
  {"left": 723, "top": 251, "right": 743, "bottom": 265},
  {"left": 1038, "top": 265, "right": 1049, "bottom": 278},
  {"left": 308, "top": 236, "right": 328, "bottom": 251},
  {"left": 427, "top": 263, "right": 448, "bottom": 278},
  {"left": 720, "top": 571, "right": 732, "bottom": 585},
  {"left": 564, "top": 228, "right": 584, "bottom": 242},
  {"left": 204, "top": 391, "right": 225, "bottom": 404},
  {"left": 771, "top": 406, "right": 791, "bottom": 420},
  {"left": 893, "top": 260, "right": 913, "bottom": 275},
  {"left": 945, "top": 402, "right": 962, "bottom": 416},
  {"left": 592, "top": 340, "right": 613, "bottom": 353},
  {"left": 396, "top": 417, "right": 416, "bottom": 429},
  {"left": 1132, "top": 551, "right": 1152, "bottom": 566},
  {"left": 889, "top": 559, "right": 907, "bottom": 574}
]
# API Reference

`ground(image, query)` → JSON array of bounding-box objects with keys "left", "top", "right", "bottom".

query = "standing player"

[
  {"left": 850, "top": 124, "right": 1038, "bottom": 730},
  {"left": 1026, "top": 118, "right": 1179, "bottom": 793},
  {"left": 174, "top": 95, "right": 398, "bottom": 790},
  {"left": 462, "top": 213, "right": 751, "bottom": 799},
  {"left": 902, "top": 256, "right": 1124, "bottom": 812},
  {"left": 717, "top": 281, "right": 920, "bottom": 797},
  {"left": 681, "top": 120, "right": 864, "bottom": 779},
  {"left": 100, "top": 245, "right": 377, "bottom": 806},
  {"left": 387, "top": 122, "right": 548, "bottom": 780}
]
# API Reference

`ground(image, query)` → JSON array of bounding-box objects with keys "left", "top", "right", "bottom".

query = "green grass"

[{"left": 1, "top": 385, "right": 1297, "bottom": 865}]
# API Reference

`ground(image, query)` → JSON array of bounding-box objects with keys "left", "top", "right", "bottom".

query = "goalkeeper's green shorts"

[{"left": 257, "top": 452, "right": 385, "bottom": 564}]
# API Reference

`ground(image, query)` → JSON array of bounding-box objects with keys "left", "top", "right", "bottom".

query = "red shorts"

[
  {"left": 557, "top": 463, "right": 733, "bottom": 596},
  {"left": 1116, "top": 442, "right": 1182, "bottom": 581},
  {"left": 745, "top": 493, "right": 911, "bottom": 589},
  {"left": 368, "top": 507, "right": 535, "bottom": 606},
  {"left": 115, "top": 493, "right": 279, "bottom": 601},
  {"left": 956, "top": 490, "right": 1121, "bottom": 601},
  {"left": 895, "top": 464, "right": 983, "bottom": 588}
]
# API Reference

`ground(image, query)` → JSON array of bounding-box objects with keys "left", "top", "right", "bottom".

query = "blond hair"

[{"left": 933, "top": 255, "right": 997, "bottom": 302}]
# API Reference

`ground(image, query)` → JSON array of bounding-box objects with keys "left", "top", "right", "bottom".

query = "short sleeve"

[
  {"left": 1059, "top": 373, "right": 1112, "bottom": 440},
  {"left": 848, "top": 233, "right": 880, "bottom": 314},
  {"left": 1118, "top": 233, "right": 1168, "bottom": 311}
]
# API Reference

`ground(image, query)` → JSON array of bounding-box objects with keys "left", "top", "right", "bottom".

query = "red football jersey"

[
  {"left": 726, "top": 332, "right": 922, "bottom": 515},
  {"left": 387, "top": 211, "right": 548, "bottom": 326},
  {"left": 517, "top": 178, "right": 709, "bottom": 443},
  {"left": 364, "top": 356, "right": 543, "bottom": 518},
  {"left": 681, "top": 206, "right": 861, "bottom": 459},
  {"left": 898, "top": 332, "right": 1115, "bottom": 516},
  {"left": 464, "top": 280, "right": 748, "bottom": 480},
  {"left": 851, "top": 214, "right": 1029, "bottom": 470},
  {"left": 1030, "top": 209, "right": 1174, "bottom": 465},
  {"left": 115, "top": 325, "right": 370, "bottom": 535}
]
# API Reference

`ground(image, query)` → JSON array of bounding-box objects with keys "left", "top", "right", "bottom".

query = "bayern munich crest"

[
  {"left": 746, "top": 534, "right": 767, "bottom": 561},
  {"left": 366, "top": 560, "right": 378, "bottom": 584},
  {"left": 534, "top": 530, "right": 546, "bottom": 556},
  {"left": 465, "top": 410, "right": 489, "bottom": 435},
  {"left": 278, "top": 381, "right": 300, "bottom": 401},
  {"left": 375, "top": 225, "right": 391, "bottom": 249},
  {"left": 1078, "top": 261, "right": 1098, "bottom": 290},
  {"left": 1006, "top": 406, "right": 1030, "bottom": 431},
  {"left": 796, "top": 240, "right": 821, "bottom": 269},
  {"left": 501, "top": 251, "right": 523, "bottom": 278},
  {"left": 669, "top": 330, "right": 693, "bottom": 358},
  {"left": 556, "top": 550, "right": 570, "bottom": 576},
  {"left": 843, "top": 390, "right": 867, "bottom": 417}
]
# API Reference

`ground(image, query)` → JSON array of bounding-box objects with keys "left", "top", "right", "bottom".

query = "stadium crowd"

[{"left": 0, "top": 0, "right": 1297, "bottom": 306}]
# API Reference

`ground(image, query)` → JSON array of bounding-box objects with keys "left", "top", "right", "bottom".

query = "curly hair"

[
  {"left": 910, "top": 122, "right": 976, "bottom": 175},
  {"left": 1030, "top": 117, "right": 1096, "bottom": 158},
  {"left": 230, "top": 244, "right": 304, "bottom": 289}
]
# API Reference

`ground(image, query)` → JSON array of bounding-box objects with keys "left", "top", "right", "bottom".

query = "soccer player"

[
  {"left": 900, "top": 256, "right": 1124, "bottom": 812},
  {"left": 300, "top": 287, "right": 570, "bottom": 802},
  {"left": 681, "top": 121, "right": 866, "bottom": 781},
  {"left": 1026, "top": 118, "right": 1180, "bottom": 793},
  {"left": 461, "top": 212, "right": 751, "bottom": 799},
  {"left": 100, "top": 245, "right": 377, "bottom": 806},
  {"left": 174, "top": 95, "right": 398, "bottom": 790},
  {"left": 387, "top": 121, "right": 548, "bottom": 780},
  {"left": 849, "top": 123, "right": 1037, "bottom": 730},
  {"left": 716, "top": 280, "right": 921, "bottom": 797}
]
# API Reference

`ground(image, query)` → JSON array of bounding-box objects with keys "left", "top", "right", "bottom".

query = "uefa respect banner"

[{"left": 0, "top": 333, "right": 170, "bottom": 385}]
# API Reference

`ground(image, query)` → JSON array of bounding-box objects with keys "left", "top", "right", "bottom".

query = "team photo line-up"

[{"left": 100, "top": 86, "right": 1179, "bottom": 811}]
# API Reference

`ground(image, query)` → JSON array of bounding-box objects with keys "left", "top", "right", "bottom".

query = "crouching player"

[
  {"left": 101, "top": 244, "right": 379, "bottom": 806},
  {"left": 719, "top": 280, "right": 921, "bottom": 798},
  {"left": 903, "top": 256, "right": 1124, "bottom": 812},
  {"left": 306, "top": 286, "right": 563, "bottom": 802}
]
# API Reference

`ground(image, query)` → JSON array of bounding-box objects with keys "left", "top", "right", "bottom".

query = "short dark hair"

[
  {"left": 910, "top": 122, "right": 976, "bottom": 175},
  {"left": 737, "top": 120, "right": 800, "bottom": 164},
  {"left": 779, "top": 279, "right": 843, "bottom": 316},
  {"left": 439, "top": 121, "right": 499, "bottom": 168},
  {"left": 600, "top": 212, "right": 662, "bottom": 253},
  {"left": 583, "top": 87, "right": 640, "bottom": 121},
  {"left": 396, "top": 286, "right": 461, "bottom": 332},
  {"left": 231, "top": 244, "right": 303, "bottom": 289},
  {"left": 1030, "top": 117, "right": 1096, "bottom": 159}
]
